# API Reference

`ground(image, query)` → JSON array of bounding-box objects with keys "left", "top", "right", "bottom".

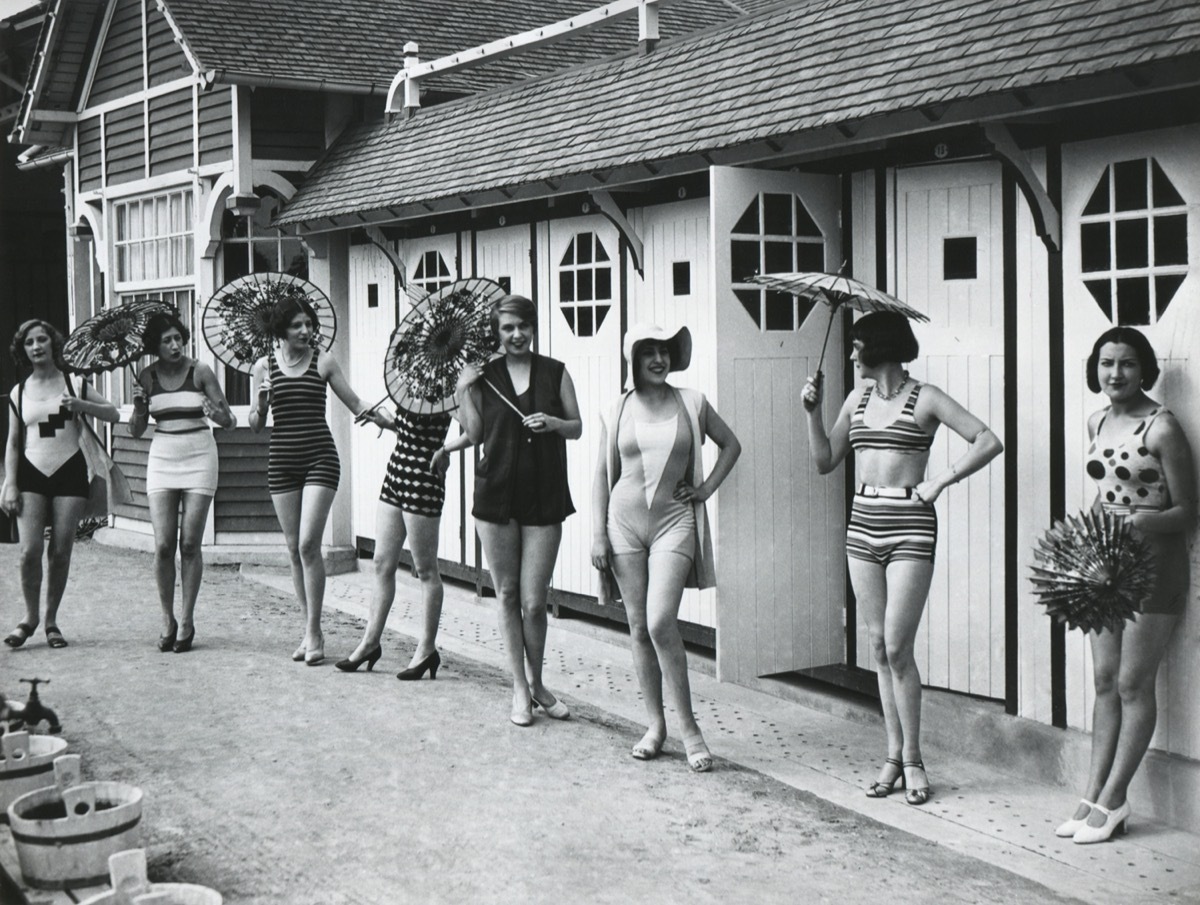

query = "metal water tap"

[{"left": 3, "top": 678, "right": 62, "bottom": 734}]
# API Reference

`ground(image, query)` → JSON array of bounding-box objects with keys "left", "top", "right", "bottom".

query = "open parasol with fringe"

[
  {"left": 1028, "top": 508, "right": 1156, "bottom": 633},
  {"left": 62, "top": 299, "right": 176, "bottom": 375}
]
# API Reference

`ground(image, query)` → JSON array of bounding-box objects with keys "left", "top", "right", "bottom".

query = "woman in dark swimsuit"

[
  {"left": 249, "top": 298, "right": 393, "bottom": 665},
  {"left": 802, "top": 312, "right": 1002, "bottom": 805},
  {"left": 455, "top": 295, "right": 582, "bottom": 726}
]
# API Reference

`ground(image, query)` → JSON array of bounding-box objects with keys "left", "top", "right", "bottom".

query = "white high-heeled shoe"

[
  {"left": 1055, "top": 799, "right": 1095, "bottom": 837},
  {"left": 1073, "top": 800, "right": 1130, "bottom": 844}
]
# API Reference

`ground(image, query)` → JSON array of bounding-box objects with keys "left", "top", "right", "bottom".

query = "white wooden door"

[
  {"left": 627, "top": 199, "right": 717, "bottom": 629},
  {"left": 710, "top": 165, "right": 846, "bottom": 682},
  {"left": 892, "top": 161, "right": 1006, "bottom": 700},
  {"left": 348, "top": 243, "right": 402, "bottom": 542},
  {"left": 539, "top": 214, "right": 623, "bottom": 598}
]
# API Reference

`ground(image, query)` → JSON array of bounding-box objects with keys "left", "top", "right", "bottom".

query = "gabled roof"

[
  {"left": 275, "top": 0, "right": 1200, "bottom": 230},
  {"left": 11, "top": 0, "right": 750, "bottom": 144},
  {"left": 165, "top": 0, "right": 747, "bottom": 95}
]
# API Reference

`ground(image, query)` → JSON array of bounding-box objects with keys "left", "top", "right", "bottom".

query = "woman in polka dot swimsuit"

[{"left": 1058, "top": 327, "right": 1196, "bottom": 845}]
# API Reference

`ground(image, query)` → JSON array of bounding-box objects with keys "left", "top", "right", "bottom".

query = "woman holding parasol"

[
  {"left": 455, "top": 294, "right": 582, "bottom": 726},
  {"left": 802, "top": 311, "right": 1002, "bottom": 805},
  {"left": 2, "top": 320, "right": 119, "bottom": 649},
  {"left": 335, "top": 278, "right": 500, "bottom": 678},
  {"left": 129, "top": 311, "right": 235, "bottom": 653},
  {"left": 1055, "top": 327, "right": 1195, "bottom": 844},
  {"left": 248, "top": 296, "right": 394, "bottom": 665}
]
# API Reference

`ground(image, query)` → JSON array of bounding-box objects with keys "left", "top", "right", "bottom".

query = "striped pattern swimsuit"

[
  {"left": 148, "top": 365, "right": 208, "bottom": 433},
  {"left": 846, "top": 383, "right": 938, "bottom": 566},
  {"left": 379, "top": 411, "right": 451, "bottom": 516},
  {"left": 267, "top": 351, "right": 340, "bottom": 494},
  {"left": 146, "top": 364, "right": 219, "bottom": 495}
]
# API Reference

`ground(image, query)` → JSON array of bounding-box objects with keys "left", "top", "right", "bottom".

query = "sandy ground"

[{"left": 0, "top": 539, "right": 1083, "bottom": 905}]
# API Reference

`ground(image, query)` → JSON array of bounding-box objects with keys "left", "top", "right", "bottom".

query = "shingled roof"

[{"left": 276, "top": 0, "right": 1200, "bottom": 229}]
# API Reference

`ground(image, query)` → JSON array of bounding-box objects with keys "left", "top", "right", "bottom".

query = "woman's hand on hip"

[
  {"left": 673, "top": 480, "right": 708, "bottom": 503},
  {"left": 911, "top": 479, "right": 943, "bottom": 505}
]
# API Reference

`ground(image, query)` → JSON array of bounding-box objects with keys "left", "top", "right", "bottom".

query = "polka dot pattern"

[{"left": 1086, "top": 407, "right": 1169, "bottom": 512}]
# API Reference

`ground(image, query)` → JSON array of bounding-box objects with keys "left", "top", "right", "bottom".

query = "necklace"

[
  {"left": 280, "top": 346, "right": 308, "bottom": 369},
  {"left": 874, "top": 371, "right": 909, "bottom": 401}
]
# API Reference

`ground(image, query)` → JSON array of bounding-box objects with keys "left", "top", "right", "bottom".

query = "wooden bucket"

[
  {"left": 0, "top": 731, "right": 69, "bottom": 822},
  {"left": 77, "top": 850, "right": 223, "bottom": 905},
  {"left": 7, "top": 755, "right": 144, "bottom": 890}
]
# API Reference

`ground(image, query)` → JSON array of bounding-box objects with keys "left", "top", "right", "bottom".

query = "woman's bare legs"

[
  {"left": 404, "top": 511, "right": 443, "bottom": 665},
  {"left": 519, "top": 524, "right": 563, "bottom": 706},
  {"left": 1076, "top": 614, "right": 1178, "bottom": 827},
  {"left": 14, "top": 493, "right": 52, "bottom": 632},
  {"left": 476, "top": 519, "right": 531, "bottom": 717},
  {"left": 347, "top": 504, "right": 407, "bottom": 660},
  {"left": 149, "top": 490, "right": 183, "bottom": 633},
  {"left": 176, "top": 492, "right": 213, "bottom": 637},
  {"left": 43, "top": 495, "right": 87, "bottom": 634},
  {"left": 271, "top": 485, "right": 337, "bottom": 653},
  {"left": 849, "top": 558, "right": 935, "bottom": 791}
]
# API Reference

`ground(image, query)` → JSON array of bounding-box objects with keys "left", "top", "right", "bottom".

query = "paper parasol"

[
  {"left": 749, "top": 270, "right": 929, "bottom": 378},
  {"left": 1028, "top": 508, "right": 1156, "bottom": 633},
  {"left": 62, "top": 299, "right": 176, "bottom": 374},
  {"left": 202, "top": 272, "right": 336, "bottom": 374},
  {"left": 383, "top": 278, "right": 505, "bottom": 415}
]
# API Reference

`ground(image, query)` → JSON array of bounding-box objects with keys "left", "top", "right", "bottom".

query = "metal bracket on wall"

[
  {"left": 590, "top": 190, "right": 644, "bottom": 276},
  {"left": 982, "top": 122, "right": 1061, "bottom": 253}
]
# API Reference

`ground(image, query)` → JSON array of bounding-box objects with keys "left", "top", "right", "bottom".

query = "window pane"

[
  {"left": 117, "top": 246, "right": 128, "bottom": 282},
  {"left": 732, "top": 198, "right": 759, "bottom": 235},
  {"left": 1113, "top": 159, "right": 1147, "bottom": 212},
  {"left": 1152, "top": 160, "right": 1184, "bottom": 207},
  {"left": 764, "top": 291, "right": 794, "bottom": 331},
  {"left": 1080, "top": 222, "right": 1110, "bottom": 272},
  {"left": 735, "top": 288, "right": 761, "bottom": 327},
  {"left": 156, "top": 237, "right": 169, "bottom": 280},
  {"left": 578, "top": 306, "right": 594, "bottom": 337},
  {"left": 560, "top": 306, "right": 576, "bottom": 333},
  {"left": 796, "top": 242, "right": 824, "bottom": 272},
  {"left": 170, "top": 193, "right": 182, "bottom": 233},
  {"left": 765, "top": 240, "right": 793, "bottom": 273},
  {"left": 795, "top": 198, "right": 821, "bottom": 237},
  {"left": 672, "top": 261, "right": 691, "bottom": 296},
  {"left": 578, "top": 269, "right": 593, "bottom": 302},
  {"left": 559, "top": 270, "right": 574, "bottom": 302},
  {"left": 1155, "top": 274, "right": 1184, "bottom": 319},
  {"left": 560, "top": 239, "right": 575, "bottom": 266},
  {"left": 595, "top": 305, "right": 611, "bottom": 332},
  {"left": 116, "top": 205, "right": 128, "bottom": 241},
  {"left": 576, "top": 235, "right": 593, "bottom": 265},
  {"left": 1082, "top": 167, "right": 1110, "bottom": 215},
  {"left": 1153, "top": 214, "right": 1187, "bottom": 266},
  {"left": 731, "top": 240, "right": 759, "bottom": 282},
  {"left": 595, "top": 266, "right": 612, "bottom": 300},
  {"left": 943, "top": 237, "right": 977, "bottom": 280},
  {"left": 1084, "top": 280, "right": 1112, "bottom": 322},
  {"left": 1116, "top": 277, "right": 1150, "bottom": 325},
  {"left": 595, "top": 239, "right": 610, "bottom": 263},
  {"left": 1114, "top": 219, "right": 1148, "bottom": 269},
  {"left": 763, "top": 193, "right": 791, "bottom": 235}
]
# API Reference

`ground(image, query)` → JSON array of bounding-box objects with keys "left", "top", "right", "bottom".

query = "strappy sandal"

[
  {"left": 865, "top": 757, "right": 905, "bottom": 798},
  {"left": 45, "top": 625, "right": 69, "bottom": 649},
  {"left": 683, "top": 734, "right": 713, "bottom": 773},
  {"left": 904, "top": 760, "right": 931, "bottom": 806},
  {"left": 631, "top": 730, "right": 665, "bottom": 761},
  {"left": 4, "top": 622, "right": 35, "bottom": 648}
]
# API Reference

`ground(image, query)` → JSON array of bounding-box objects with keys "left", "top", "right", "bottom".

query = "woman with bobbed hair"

[
  {"left": 129, "top": 311, "right": 235, "bottom": 652},
  {"left": 802, "top": 311, "right": 1002, "bottom": 805},
  {"left": 1056, "top": 326, "right": 1195, "bottom": 844},
  {"left": 249, "top": 296, "right": 394, "bottom": 665},
  {"left": 2, "top": 320, "right": 119, "bottom": 649},
  {"left": 591, "top": 323, "right": 741, "bottom": 771},
  {"left": 455, "top": 294, "right": 581, "bottom": 726}
]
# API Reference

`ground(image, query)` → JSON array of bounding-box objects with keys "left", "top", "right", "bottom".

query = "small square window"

[
  {"left": 672, "top": 261, "right": 691, "bottom": 296},
  {"left": 498, "top": 276, "right": 512, "bottom": 293},
  {"left": 367, "top": 284, "right": 379, "bottom": 308},
  {"left": 943, "top": 237, "right": 977, "bottom": 280}
]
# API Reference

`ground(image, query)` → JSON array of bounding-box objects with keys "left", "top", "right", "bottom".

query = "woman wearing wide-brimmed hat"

[
  {"left": 455, "top": 294, "right": 582, "bottom": 727},
  {"left": 802, "top": 311, "right": 1002, "bottom": 805},
  {"left": 591, "top": 323, "right": 741, "bottom": 771}
]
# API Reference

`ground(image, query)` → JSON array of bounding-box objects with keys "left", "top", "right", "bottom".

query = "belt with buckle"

[{"left": 857, "top": 483, "right": 915, "bottom": 499}]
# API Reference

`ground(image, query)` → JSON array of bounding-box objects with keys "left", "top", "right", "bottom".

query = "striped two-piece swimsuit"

[{"left": 845, "top": 382, "right": 939, "bottom": 566}]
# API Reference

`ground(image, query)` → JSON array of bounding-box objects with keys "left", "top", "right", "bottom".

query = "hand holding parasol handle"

[{"left": 802, "top": 371, "right": 824, "bottom": 413}]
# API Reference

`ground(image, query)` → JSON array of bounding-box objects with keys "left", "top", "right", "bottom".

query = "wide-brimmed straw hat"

[{"left": 622, "top": 323, "right": 692, "bottom": 389}]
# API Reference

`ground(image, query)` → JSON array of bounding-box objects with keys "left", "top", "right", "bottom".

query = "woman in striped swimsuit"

[
  {"left": 249, "top": 298, "right": 393, "bottom": 665},
  {"left": 803, "top": 311, "right": 1002, "bottom": 805},
  {"left": 130, "top": 312, "right": 235, "bottom": 653}
]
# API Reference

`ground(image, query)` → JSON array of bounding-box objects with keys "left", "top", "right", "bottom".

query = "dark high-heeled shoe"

[
  {"left": 158, "top": 620, "right": 178, "bottom": 653},
  {"left": 904, "top": 761, "right": 931, "bottom": 806},
  {"left": 396, "top": 650, "right": 440, "bottom": 681},
  {"left": 173, "top": 628, "right": 195, "bottom": 653},
  {"left": 865, "top": 757, "right": 905, "bottom": 798},
  {"left": 335, "top": 645, "right": 382, "bottom": 672}
]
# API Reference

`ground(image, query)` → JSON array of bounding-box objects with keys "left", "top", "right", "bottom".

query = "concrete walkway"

[{"left": 242, "top": 562, "right": 1200, "bottom": 905}]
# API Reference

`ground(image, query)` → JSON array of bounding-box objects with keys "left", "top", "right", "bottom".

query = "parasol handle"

[
  {"left": 483, "top": 378, "right": 527, "bottom": 419},
  {"left": 354, "top": 395, "right": 391, "bottom": 425},
  {"left": 813, "top": 304, "right": 839, "bottom": 378}
]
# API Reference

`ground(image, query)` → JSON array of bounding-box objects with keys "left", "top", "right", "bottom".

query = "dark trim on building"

[
  {"left": 1002, "top": 168, "right": 1020, "bottom": 716},
  {"left": 874, "top": 167, "right": 887, "bottom": 292},
  {"left": 1046, "top": 142, "right": 1067, "bottom": 729},
  {"left": 841, "top": 171, "right": 856, "bottom": 668}
]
